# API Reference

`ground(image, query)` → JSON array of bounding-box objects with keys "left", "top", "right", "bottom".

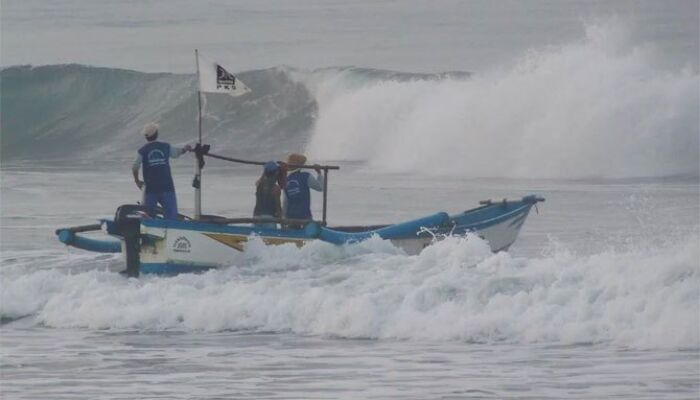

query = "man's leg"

[
  {"left": 143, "top": 192, "right": 158, "bottom": 217},
  {"left": 159, "top": 191, "right": 179, "bottom": 219}
]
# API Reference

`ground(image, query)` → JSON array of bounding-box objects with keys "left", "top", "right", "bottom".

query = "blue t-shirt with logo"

[
  {"left": 137, "top": 141, "right": 175, "bottom": 194},
  {"left": 284, "top": 170, "right": 312, "bottom": 219}
]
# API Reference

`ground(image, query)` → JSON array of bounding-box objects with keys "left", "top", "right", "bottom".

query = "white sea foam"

[
  {"left": 2, "top": 233, "right": 697, "bottom": 349},
  {"left": 305, "top": 22, "right": 699, "bottom": 178}
]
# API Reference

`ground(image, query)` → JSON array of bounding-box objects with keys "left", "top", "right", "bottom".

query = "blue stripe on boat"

[
  {"left": 320, "top": 212, "right": 450, "bottom": 244},
  {"left": 140, "top": 263, "right": 215, "bottom": 275}
]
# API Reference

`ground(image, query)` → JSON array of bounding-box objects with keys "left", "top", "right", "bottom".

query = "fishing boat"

[
  {"left": 54, "top": 50, "right": 545, "bottom": 276},
  {"left": 56, "top": 188, "right": 544, "bottom": 276}
]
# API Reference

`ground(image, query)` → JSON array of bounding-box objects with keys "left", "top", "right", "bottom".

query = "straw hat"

[
  {"left": 287, "top": 153, "right": 307, "bottom": 166},
  {"left": 142, "top": 122, "right": 159, "bottom": 138}
]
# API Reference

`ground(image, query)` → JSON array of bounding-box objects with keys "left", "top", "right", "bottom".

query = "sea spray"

[
  {"left": 305, "top": 22, "right": 699, "bottom": 178},
  {"left": 2, "top": 233, "right": 697, "bottom": 348}
]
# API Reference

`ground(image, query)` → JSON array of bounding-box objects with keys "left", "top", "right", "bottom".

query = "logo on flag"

[
  {"left": 197, "top": 52, "right": 251, "bottom": 96},
  {"left": 216, "top": 64, "right": 237, "bottom": 90}
]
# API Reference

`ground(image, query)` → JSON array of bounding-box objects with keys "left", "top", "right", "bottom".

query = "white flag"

[{"left": 197, "top": 53, "right": 251, "bottom": 96}]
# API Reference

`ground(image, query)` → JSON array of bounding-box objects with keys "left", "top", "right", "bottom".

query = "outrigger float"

[{"left": 54, "top": 50, "right": 544, "bottom": 276}]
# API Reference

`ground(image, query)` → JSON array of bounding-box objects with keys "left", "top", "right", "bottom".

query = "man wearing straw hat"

[
  {"left": 132, "top": 122, "right": 192, "bottom": 219},
  {"left": 283, "top": 153, "right": 324, "bottom": 223}
]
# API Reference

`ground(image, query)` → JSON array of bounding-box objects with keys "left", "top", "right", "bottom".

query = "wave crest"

[{"left": 305, "top": 23, "right": 699, "bottom": 178}]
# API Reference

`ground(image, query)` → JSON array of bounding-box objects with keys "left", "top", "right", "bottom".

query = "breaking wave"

[
  {"left": 1, "top": 234, "right": 698, "bottom": 349},
  {"left": 2, "top": 23, "right": 698, "bottom": 178},
  {"left": 305, "top": 23, "right": 699, "bottom": 178}
]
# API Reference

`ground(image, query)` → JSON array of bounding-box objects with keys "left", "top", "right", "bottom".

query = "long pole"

[
  {"left": 204, "top": 152, "right": 340, "bottom": 170},
  {"left": 322, "top": 169, "right": 329, "bottom": 226},
  {"left": 194, "top": 49, "right": 203, "bottom": 220}
]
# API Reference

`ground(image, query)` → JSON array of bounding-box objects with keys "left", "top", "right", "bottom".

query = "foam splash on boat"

[{"left": 1, "top": 233, "right": 697, "bottom": 349}]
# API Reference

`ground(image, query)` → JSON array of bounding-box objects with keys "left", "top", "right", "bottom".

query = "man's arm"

[
  {"left": 132, "top": 156, "right": 144, "bottom": 189},
  {"left": 307, "top": 171, "right": 324, "bottom": 192},
  {"left": 170, "top": 144, "right": 193, "bottom": 159}
]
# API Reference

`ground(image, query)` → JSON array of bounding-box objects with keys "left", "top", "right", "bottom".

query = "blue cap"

[{"left": 263, "top": 161, "right": 278, "bottom": 173}]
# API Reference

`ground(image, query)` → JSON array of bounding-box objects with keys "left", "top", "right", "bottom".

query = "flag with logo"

[{"left": 197, "top": 53, "right": 251, "bottom": 96}]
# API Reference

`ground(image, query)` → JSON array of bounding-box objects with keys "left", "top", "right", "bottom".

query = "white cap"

[{"left": 142, "top": 122, "right": 159, "bottom": 138}]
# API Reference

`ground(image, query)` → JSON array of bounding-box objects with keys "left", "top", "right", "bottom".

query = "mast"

[{"left": 194, "top": 49, "right": 203, "bottom": 220}]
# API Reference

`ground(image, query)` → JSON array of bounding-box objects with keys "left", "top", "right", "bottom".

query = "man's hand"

[
  {"left": 135, "top": 179, "right": 144, "bottom": 190},
  {"left": 313, "top": 164, "right": 322, "bottom": 174},
  {"left": 184, "top": 144, "right": 193, "bottom": 152}
]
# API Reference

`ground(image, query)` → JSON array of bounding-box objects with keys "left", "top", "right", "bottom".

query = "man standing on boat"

[
  {"left": 283, "top": 153, "right": 324, "bottom": 223},
  {"left": 132, "top": 122, "right": 192, "bottom": 219},
  {"left": 253, "top": 161, "right": 283, "bottom": 228}
]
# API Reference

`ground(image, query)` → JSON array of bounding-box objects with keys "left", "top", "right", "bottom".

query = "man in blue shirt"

[
  {"left": 283, "top": 153, "right": 324, "bottom": 222},
  {"left": 132, "top": 123, "right": 192, "bottom": 219}
]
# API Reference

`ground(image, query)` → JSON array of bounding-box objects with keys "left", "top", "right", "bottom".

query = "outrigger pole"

[{"left": 194, "top": 49, "right": 203, "bottom": 220}]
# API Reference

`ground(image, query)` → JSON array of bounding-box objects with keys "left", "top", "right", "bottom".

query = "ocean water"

[
  {"left": 2, "top": 0, "right": 700, "bottom": 398},
  {"left": 1, "top": 164, "right": 699, "bottom": 399}
]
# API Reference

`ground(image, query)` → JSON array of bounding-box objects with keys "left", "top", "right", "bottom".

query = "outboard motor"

[{"left": 114, "top": 205, "right": 149, "bottom": 278}]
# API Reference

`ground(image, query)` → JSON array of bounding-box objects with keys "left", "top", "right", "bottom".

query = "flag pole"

[{"left": 194, "top": 49, "right": 203, "bottom": 220}]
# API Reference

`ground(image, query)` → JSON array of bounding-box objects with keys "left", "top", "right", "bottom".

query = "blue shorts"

[{"left": 144, "top": 191, "right": 178, "bottom": 219}]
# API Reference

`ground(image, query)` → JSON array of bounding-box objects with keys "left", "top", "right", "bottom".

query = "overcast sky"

[{"left": 1, "top": 0, "right": 698, "bottom": 73}]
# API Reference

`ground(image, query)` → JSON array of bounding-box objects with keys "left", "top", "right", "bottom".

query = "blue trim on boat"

[
  {"left": 140, "top": 262, "right": 216, "bottom": 275},
  {"left": 320, "top": 212, "right": 450, "bottom": 244}
]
